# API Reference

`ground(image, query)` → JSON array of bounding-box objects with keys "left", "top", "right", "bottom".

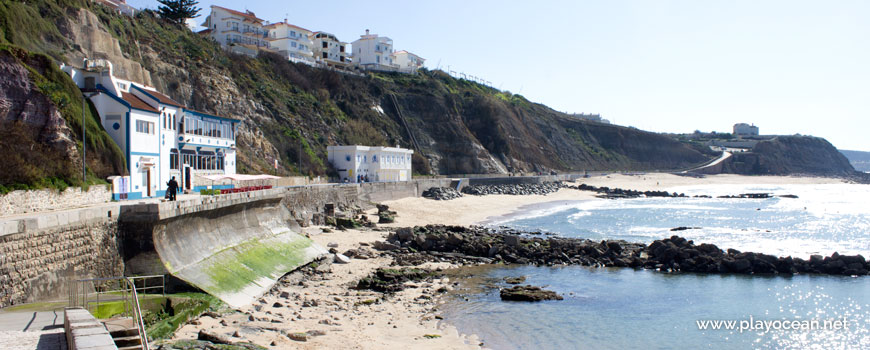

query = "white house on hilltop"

[
  {"left": 392, "top": 50, "right": 425, "bottom": 73},
  {"left": 202, "top": 5, "right": 272, "bottom": 57},
  {"left": 733, "top": 123, "right": 759, "bottom": 136},
  {"left": 327, "top": 145, "right": 413, "bottom": 183},
  {"left": 264, "top": 20, "right": 315, "bottom": 65},
  {"left": 62, "top": 59, "right": 239, "bottom": 200},
  {"left": 351, "top": 30, "right": 397, "bottom": 71}
]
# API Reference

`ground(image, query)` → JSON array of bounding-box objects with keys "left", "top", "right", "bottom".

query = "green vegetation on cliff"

[
  {"left": 2, "top": 0, "right": 714, "bottom": 188},
  {"left": 0, "top": 43, "right": 125, "bottom": 193}
]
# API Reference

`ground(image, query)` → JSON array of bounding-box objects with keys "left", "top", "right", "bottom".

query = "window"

[
  {"left": 170, "top": 149, "right": 179, "bottom": 170},
  {"left": 322, "top": 52, "right": 328, "bottom": 59},
  {"left": 372, "top": 155, "right": 377, "bottom": 162},
  {"left": 291, "top": 42, "right": 297, "bottom": 48},
  {"left": 322, "top": 41, "right": 328, "bottom": 48},
  {"left": 135, "top": 120, "right": 154, "bottom": 134},
  {"left": 290, "top": 31, "right": 296, "bottom": 37}
]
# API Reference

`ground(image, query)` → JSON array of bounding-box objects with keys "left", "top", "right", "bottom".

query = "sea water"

[{"left": 440, "top": 183, "right": 870, "bottom": 349}]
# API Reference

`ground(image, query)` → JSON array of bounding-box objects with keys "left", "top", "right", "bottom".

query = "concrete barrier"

[
  {"left": 64, "top": 307, "right": 117, "bottom": 350},
  {"left": 150, "top": 198, "right": 326, "bottom": 308}
]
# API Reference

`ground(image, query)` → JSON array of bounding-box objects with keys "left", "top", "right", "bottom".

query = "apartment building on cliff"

[
  {"left": 351, "top": 30, "right": 396, "bottom": 71},
  {"left": 393, "top": 50, "right": 425, "bottom": 73},
  {"left": 264, "top": 20, "right": 315, "bottom": 65},
  {"left": 311, "top": 31, "right": 349, "bottom": 67},
  {"left": 62, "top": 59, "right": 239, "bottom": 200},
  {"left": 202, "top": 5, "right": 272, "bottom": 57}
]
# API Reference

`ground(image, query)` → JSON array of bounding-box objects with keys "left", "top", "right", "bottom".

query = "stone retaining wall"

[
  {"left": 0, "top": 185, "right": 112, "bottom": 216},
  {"left": 0, "top": 219, "right": 123, "bottom": 308}
]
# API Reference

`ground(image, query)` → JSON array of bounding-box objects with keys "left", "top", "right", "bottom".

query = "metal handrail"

[
  {"left": 125, "top": 277, "right": 150, "bottom": 350},
  {"left": 68, "top": 275, "right": 164, "bottom": 350}
]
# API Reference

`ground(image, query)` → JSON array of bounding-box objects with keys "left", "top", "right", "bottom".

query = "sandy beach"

[{"left": 169, "top": 173, "right": 845, "bottom": 349}]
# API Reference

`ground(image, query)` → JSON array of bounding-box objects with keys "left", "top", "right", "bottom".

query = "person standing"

[{"left": 167, "top": 176, "right": 179, "bottom": 201}]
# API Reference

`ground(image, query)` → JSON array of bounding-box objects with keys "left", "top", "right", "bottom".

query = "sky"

[{"left": 128, "top": 0, "right": 870, "bottom": 151}]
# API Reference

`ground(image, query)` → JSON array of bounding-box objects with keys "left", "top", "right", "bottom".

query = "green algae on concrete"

[{"left": 202, "top": 236, "right": 313, "bottom": 295}]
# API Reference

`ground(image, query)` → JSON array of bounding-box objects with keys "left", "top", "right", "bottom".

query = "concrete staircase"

[{"left": 103, "top": 317, "right": 144, "bottom": 350}]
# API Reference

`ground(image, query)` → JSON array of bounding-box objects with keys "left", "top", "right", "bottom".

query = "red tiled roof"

[
  {"left": 198, "top": 29, "right": 213, "bottom": 34},
  {"left": 145, "top": 89, "right": 183, "bottom": 108},
  {"left": 212, "top": 5, "right": 263, "bottom": 23},
  {"left": 121, "top": 92, "right": 158, "bottom": 113},
  {"left": 264, "top": 22, "right": 312, "bottom": 33}
]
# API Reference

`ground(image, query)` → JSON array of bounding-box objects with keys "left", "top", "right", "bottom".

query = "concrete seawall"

[{"left": 1, "top": 175, "right": 573, "bottom": 308}]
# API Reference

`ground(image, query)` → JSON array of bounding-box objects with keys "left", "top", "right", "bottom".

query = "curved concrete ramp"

[{"left": 152, "top": 199, "right": 326, "bottom": 308}]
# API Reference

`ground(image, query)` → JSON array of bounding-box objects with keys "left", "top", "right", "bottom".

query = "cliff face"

[
  {"left": 0, "top": 45, "right": 125, "bottom": 190},
  {"left": 721, "top": 136, "right": 855, "bottom": 176},
  {"left": 3, "top": 1, "right": 714, "bottom": 184}
]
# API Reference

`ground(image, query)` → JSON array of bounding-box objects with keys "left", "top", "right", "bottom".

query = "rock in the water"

[
  {"left": 500, "top": 285, "right": 563, "bottom": 302},
  {"left": 504, "top": 276, "right": 526, "bottom": 284}
]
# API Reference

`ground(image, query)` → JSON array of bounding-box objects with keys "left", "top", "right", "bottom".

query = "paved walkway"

[{"left": 0, "top": 311, "right": 67, "bottom": 350}]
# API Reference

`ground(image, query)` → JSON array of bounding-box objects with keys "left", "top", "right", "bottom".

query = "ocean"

[{"left": 439, "top": 183, "right": 870, "bottom": 349}]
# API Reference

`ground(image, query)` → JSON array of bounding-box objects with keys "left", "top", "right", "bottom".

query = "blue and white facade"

[{"left": 62, "top": 59, "right": 239, "bottom": 200}]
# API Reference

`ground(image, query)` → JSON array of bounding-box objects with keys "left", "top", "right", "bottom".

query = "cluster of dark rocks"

[
  {"left": 422, "top": 187, "right": 463, "bottom": 200},
  {"left": 567, "top": 183, "right": 799, "bottom": 200},
  {"left": 566, "top": 184, "right": 689, "bottom": 199},
  {"left": 376, "top": 204, "right": 396, "bottom": 223},
  {"left": 461, "top": 182, "right": 563, "bottom": 196},
  {"left": 379, "top": 225, "right": 869, "bottom": 276},
  {"left": 645, "top": 236, "right": 868, "bottom": 275}
]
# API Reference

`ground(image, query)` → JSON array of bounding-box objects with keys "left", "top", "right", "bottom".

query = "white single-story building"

[{"left": 327, "top": 145, "right": 413, "bottom": 183}]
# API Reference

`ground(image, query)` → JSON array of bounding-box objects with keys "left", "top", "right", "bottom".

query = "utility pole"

[{"left": 81, "top": 92, "right": 100, "bottom": 183}]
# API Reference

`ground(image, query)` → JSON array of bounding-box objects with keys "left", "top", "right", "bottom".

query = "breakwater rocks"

[
  {"left": 568, "top": 184, "right": 799, "bottom": 200},
  {"left": 382, "top": 225, "right": 869, "bottom": 276},
  {"left": 422, "top": 187, "right": 463, "bottom": 200},
  {"left": 566, "top": 184, "right": 688, "bottom": 199},
  {"left": 645, "top": 236, "right": 868, "bottom": 275},
  {"left": 461, "top": 182, "right": 563, "bottom": 196}
]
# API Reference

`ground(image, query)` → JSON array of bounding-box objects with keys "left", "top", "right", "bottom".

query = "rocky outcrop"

[
  {"left": 385, "top": 225, "right": 869, "bottom": 276},
  {"left": 721, "top": 136, "right": 856, "bottom": 177},
  {"left": 59, "top": 8, "right": 152, "bottom": 85}
]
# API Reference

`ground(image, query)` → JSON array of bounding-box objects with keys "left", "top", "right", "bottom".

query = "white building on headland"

[
  {"left": 201, "top": 5, "right": 272, "bottom": 57},
  {"left": 351, "top": 30, "right": 397, "bottom": 71},
  {"left": 733, "top": 123, "right": 759, "bottom": 136},
  {"left": 311, "top": 31, "right": 349, "bottom": 68},
  {"left": 392, "top": 50, "right": 425, "bottom": 73},
  {"left": 62, "top": 59, "right": 239, "bottom": 200},
  {"left": 264, "top": 20, "right": 315, "bottom": 65},
  {"left": 93, "top": 0, "right": 137, "bottom": 16},
  {"left": 327, "top": 145, "right": 413, "bottom": 183}
]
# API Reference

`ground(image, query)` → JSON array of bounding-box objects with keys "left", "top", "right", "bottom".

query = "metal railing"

[{"left": 68, "top": 275, "right": 164, "bottom": 350}]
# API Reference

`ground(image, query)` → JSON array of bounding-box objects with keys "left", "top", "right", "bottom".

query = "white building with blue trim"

[{"left": 62, "top": 59, "right": 239, "bottom": 200}]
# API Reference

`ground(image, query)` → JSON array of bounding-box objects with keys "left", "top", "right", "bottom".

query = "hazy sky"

[{"left": 128, "top": 0, "right": 870, "bottom": 151}]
